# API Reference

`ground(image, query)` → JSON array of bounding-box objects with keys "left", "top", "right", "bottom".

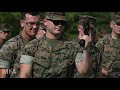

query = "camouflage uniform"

[
  {"left": 96, "top": 35, "right": 120, "bottom": 78},
  {"left": 20, "top": 12, "right": 84, "bottom": 78},
  {"left": 73, "top": 15, "right": 101, "bottom": 78},
  {"left": 89, "top": 42, "right": 101, "bottom": 78},
  {"left": 20, "top": 35, "right": 82, "bottom": 78},
  {"left": 96, "top": 12, "right": 120, "bottom": 78},
  {"left": 0, "top": 34, "right": 31, "bottom": 78},
  {"left": 73, "top": 38, "right": 101, "bottom": 78}
]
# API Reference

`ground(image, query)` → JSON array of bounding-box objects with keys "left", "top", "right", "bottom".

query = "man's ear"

[
  {"left": 110, "top": 21, "right": 115, "bottom": 28},
  {"left": 78, "top": 25, "right": 83, "bottom": 32},
  {"left": 20, "top": 20, "right": 25, "bottom": 28},
  {"left": 42, "top": 19, "right": 48, "bottom": 26}
]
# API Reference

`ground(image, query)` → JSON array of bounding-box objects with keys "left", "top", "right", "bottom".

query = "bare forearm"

[
  {"left": 81, "top": 50, "right": 92, "bottom": 74},
  {"left": 20, "top": 64, "right": 32, "bottom": 78},
  {"left": 76, "top": 50, "right": 92, "bottom": 76},
  {"left": 20, "top": 73, "right": 30, "bottom": 78},
  {"left": 20, "top": 72, "right": 29, "bottom": 78}
]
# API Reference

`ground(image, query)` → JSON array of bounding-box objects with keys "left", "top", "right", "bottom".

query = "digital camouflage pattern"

[
  {"left": 78, "top": 15, "right": 97, "bottom": 28},
  {"left": 45, "top": 12, "right": 67, "bottom": 21},
  {"left": 0, "top": 34, "right": 31, "bottom": 78},
  {"left": 73, "top": 37, "right": 101, "bottom": 78},
  {"left": 21, "top": 35, "right": 81, "bottom": 78},
  {"left": 89, "top": 42, "right": 101, "bottom": 78},
  {"left": 111, "top": 12, "right": 120, "bottom": 23},
  {"left": 73, "top": 15, "right": 100, "bottom": 78},
  {"left": 96, "top": 35, "right": 120, "bottom": 78},
  {"left": 0, "top": 23, "right": 11, "bottom": 32}
]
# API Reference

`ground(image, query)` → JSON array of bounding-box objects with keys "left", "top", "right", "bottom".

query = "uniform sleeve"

[
  {"left": 75, "top": 52, "right": 83, "bottom": 63},
  {"left": 20, "top": 55, "right": 34, "bottom": 64},
  {"left": 96, "top": 38, "right": 106, "bottom": 70},
  {"left": 20, "top": 40, "right": 37, "bottom": 65},
  {"left": 0, "top": 42, "right": 14, "bottom": 69},
  {"left": 74, "top": 42, "right": 92, "bottom": 63},
  {"left": 96, "top": 39, "right": 104, "bottom": 52},
  {"left": 0, "top": 59, "right": 10, "bottom": 69},
  {"left": 72, "top": 42, "right": 83, "bottom": 63}
]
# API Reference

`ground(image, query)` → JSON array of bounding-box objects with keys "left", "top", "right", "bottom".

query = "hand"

[{"left": 81, "top": 30, "right": 92, "bottom": 48}]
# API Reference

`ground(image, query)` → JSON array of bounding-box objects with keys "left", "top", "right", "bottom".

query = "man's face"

[
  {"left": 0, "top": 31, "right": 10, "bottom": 40},
  {"left": 78, "top": 25, "right": 84, "bottom": 37},
  {"left": 44, "top": 19, "right": 66, "bottom": 35},
  {"left": 110, "top": 21, "right": 120, "bottom": 34},
  {"left": 20, "top": 13, "right": 40, "bottom": 37}
]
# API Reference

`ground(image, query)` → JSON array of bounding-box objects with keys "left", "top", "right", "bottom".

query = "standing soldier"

[
  {"left": 73, "top": 15, "right": 101, "bottom": 78},
  {"left": 0, "top": 23, "right": 11, "bottom": 48},
  {"left": 0, "top": 12, "right": 41, "bottom": 78},
  {"left": 96, "top": 12, "right": 120, "bottom": 78},
  {"left": 19, "top": 12, "right": 92, "bottom": 78}
]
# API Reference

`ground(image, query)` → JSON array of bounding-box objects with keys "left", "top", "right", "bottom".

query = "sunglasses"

[
  {"left": 47, "top": 19, "right": 67, "bottom": 26},
  {"left": 116, "top": 22, "right": 120, "bottom": 26}
]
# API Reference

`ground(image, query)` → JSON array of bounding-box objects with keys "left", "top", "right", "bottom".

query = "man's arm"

[
  {"left": 75, "top": 48, "right": 92, "bottom": 77},
  {"left": 0, "top": 60, "right": 10, "bottom": 78},
  {"left": 20, "top": 55, "right": 34, "bottom": 78},
  {"left": 0, "top": 40, "right": 16, "bottom": 78},
  {"left": 19, "top": 39, "right": 38, "bottom": 78},
  {"left": 20, "top": 64, "right": 32, "bottom": 78},
  {"left": 75, "top": 34, "right": 93, "bottom": 77}
]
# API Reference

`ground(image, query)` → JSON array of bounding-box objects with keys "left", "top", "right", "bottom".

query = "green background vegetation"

[{"left": 0, "top": 12, "right": 112, "bottom": 39}]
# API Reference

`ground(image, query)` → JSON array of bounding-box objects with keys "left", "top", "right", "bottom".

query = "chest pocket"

[
  {"left": 48, "top": 50, "right": 74, "bottom": 78},
  {"left": 53, "top": 48, "right": 73, "bottom": 68},
  {"left": 103, "top": 44, "right": 120, "bottom": 71},
  {"left": 33, "top": 44, "right": 74, "bottom": 78},
  {"left": 104, "top": 45, "right": 117, "bottom": 59},
  {"left": 33, "top": 59, "right": 51, "bottom": 78},
  {"left": 33, "top": 50, "right": 51, "bottom": 78},
  {"left": 102, "top": 45, "right": 116, "bottom": 69}
]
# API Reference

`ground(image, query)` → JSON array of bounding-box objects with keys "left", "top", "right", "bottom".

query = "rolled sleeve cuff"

[
  {"left": 0, "top": 59, "right": 10, "bottom": 69},
  {"left": 75, "top": 52, "right": 83, "bottom": 63},
  {"left": 20, "top": 55, "right": 34, "bottom": 65}
]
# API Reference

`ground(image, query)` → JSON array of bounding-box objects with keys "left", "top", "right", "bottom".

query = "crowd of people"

[{"left": 0, "top": 12, "right": 120, "bottom": 78}]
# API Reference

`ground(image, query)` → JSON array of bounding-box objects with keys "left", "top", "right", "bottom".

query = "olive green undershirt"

[{"left": 46, "top": 37, "right": 60, "bottom": 48}]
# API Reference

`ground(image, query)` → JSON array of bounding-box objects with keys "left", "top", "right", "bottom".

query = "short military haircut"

[{"left": 20, "top": 12, "right": 40, "bottom": 20}]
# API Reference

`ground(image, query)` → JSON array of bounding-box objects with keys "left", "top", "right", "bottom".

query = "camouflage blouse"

[
  {"left": 96, "top": 35, "right": 120, "bottom": 74},
  {"left": 73, "top": 37, "right": 101, "bottom": 78},
  {"left": 20, "top": 36, "right": 81, "bottom": 78},
  {"left": 0, "top": 34, "right": 31, "bottom": 78}
]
